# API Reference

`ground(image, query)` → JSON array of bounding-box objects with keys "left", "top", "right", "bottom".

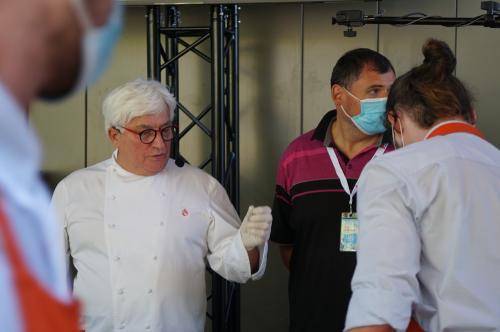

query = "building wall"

[{"left": 31, "top": 1, "right": 500, "bottom": 331}]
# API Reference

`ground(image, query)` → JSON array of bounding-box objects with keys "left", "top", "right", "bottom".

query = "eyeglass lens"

[{"left": 140, "top": 126, "right": 174, "bottom": 144}]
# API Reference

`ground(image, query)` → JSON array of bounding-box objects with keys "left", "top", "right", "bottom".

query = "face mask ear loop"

[
  {"left": 340, "top": 104, "right": 352, "bottom": 120},
  {"left": 392, "top": 124, "right": 397, "bottom": 149},
  {"left": 339, "top": 86, "right": 359, "bottom": 120},
  {"left": 342, "top": 87, "right": 361, "bottom": 102},
  {"left": 340, "top": 86, "right": 361, "bottom": 120},
  {"left": 398, "top": 117, "right": 406, "bottom": 148}
]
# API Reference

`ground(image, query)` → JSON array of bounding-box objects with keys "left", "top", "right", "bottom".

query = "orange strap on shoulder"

[
  {"left": 407, "top": 318, "right": 424, "bottom": 332},
  {"left": 0, "top": 199, "right": 80, "bottom": 332},
  {"left": 427, "top": 122, "right": 485, "bottom": 140}
]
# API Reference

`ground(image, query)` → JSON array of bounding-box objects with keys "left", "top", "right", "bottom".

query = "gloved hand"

[{"left": 239, "top": 205, "right": 273, "bottom": 251}]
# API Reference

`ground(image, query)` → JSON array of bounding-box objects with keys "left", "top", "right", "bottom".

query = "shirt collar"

[
  {"left": 311, "top": 109, "right": 337, "bottom": 144},
  {"left": 111, "top": 149, "right": 141, "bottom": 178},
  {"left": 110, "top": 149, "right": 170, "bottom": 179}
]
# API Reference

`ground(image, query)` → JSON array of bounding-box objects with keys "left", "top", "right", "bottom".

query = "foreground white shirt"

[
  {"left": 0, "top": 82, "right": 70, "bottom": 332},
  {"left": 51, "top": 154, "right": 267, "bottom": 332},
  {"left": 345, "top": 132, "right": 500, "bottom": 332}
]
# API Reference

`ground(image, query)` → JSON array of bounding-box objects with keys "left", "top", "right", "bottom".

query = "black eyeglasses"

[{"left": 114, "top": 125, "right": 176, "bottom": 144}]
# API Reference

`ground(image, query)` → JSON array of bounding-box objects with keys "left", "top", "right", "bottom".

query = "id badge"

[{"left": 340, "top": 212, "right": 359, "bottom": 252}]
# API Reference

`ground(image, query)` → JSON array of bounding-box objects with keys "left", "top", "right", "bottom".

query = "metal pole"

[
  {"left": 226, "top": 7, "right": 241, "bottom": 331},
  {"left": 146, "top": 6, "right": 161, "bottom": 80},
  {"left": 363, "top": 15, "right": 500, "bottom": 27},
  {"left": 166, "top": 6, "right": 180, "bottom": 159},
  {"left": 211, "top": 5, "right": 226, "bottom": 332},
  {"left": 211, "top": 5, "right": 226, "bottom": 181},
  {"left": 230, "top": 5, "right": 240, "bottom": 214},
  {"left": 161, "top": 27, "right": 211, "bottom": 36}
]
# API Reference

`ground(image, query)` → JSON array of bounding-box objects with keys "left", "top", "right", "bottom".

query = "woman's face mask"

[{"left": 340, "top": 87, "right": 388, "bottom": 135}]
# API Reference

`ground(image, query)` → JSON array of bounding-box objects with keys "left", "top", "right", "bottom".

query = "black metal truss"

[{"left": 146, "top": 4, "right": 241, "bottom": 332}]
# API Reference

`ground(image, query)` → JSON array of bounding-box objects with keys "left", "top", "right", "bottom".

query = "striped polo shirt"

[{"left": 271, "top": 110, "right": 392, "bottom": 332}]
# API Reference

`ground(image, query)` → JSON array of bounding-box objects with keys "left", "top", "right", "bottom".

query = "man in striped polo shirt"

[{"left": 271, "top": 48, "right": 395, "bottom": 332}]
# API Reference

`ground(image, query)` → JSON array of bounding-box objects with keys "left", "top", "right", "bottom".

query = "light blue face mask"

[
  {"left": 71, "top": 0, "right": 123, "bottom": 90},
  {"left": 340, "top": 87, "right": 388, "bottom": 135}
]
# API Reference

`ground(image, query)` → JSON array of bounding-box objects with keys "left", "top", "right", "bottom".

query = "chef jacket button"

[
  {"left": 148, "top": 289, "right": 153, "bottom": 294},
  {"left": 160, "top": 222, "right": 165, "bottom": 226},
  {"left": 118, "top": 288, "right": 124, "bottom": 295},
  {"left": 146, "top": 325, "right": 151, "bottom": 330},
  {"left": 161, "top": 192, "right": 166, "bottom": 197},
  {"left": 114, "top": 256, "right": 120, "bottom": 261},
  {"left": 153, "top": 255, "right": 158, "bottom": 260},
  {"left": 109, "top": 223, "right": 116, "bottom": 229},
  {"left": 119, "top": 322, "right": 126, "bottom": 329},
  {"left": 111, "top": 194, "right": 116, "bottom": 200}
]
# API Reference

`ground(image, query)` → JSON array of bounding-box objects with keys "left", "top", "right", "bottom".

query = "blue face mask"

[
  {"left": 71, "top": 0, "right": 123, "bottom": 90},
  {"left": 340, "top": 87, "right": 387, "bottom": 135}
]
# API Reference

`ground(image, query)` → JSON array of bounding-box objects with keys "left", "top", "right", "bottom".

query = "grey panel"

[
  {"left": 378, "top": 0, "right": 456, "bottom": 76},
  {"left": 86, "top": 7, "right": 149, "bottom": 166},
  {"left": 303, "top": 1, "right": 378, "bottom": 132},
  {"left": 457, "top": 0, "right": 500, "bottom": 147},
  {"left": 238, "top": 4, "right": 302, "bottom": 332},
  {"left": 30, "top": 92, "right": 86, "bottom": 187}
]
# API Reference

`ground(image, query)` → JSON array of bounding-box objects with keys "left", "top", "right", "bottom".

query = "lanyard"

[{"left": 327, "top": 143, "right": 388, "bottom": 213}]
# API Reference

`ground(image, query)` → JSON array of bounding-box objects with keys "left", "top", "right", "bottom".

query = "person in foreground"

[
  {"left": 0, "top": 0, "right": 122, "bottom": 331},
  {"left": 51, "top": 78, "right": 273, "bottom": 332},
  {"left": 345, "top": 39, "right": 500, "bottom": 332}
]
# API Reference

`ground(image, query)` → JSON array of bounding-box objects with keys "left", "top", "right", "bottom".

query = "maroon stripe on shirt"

[{"left": 275, "top": 129, "right": 386, "bottom": 194}]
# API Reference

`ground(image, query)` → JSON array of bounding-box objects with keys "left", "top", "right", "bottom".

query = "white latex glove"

[{"left": 239, "top": 205, "right": 273, "bottom": 251}]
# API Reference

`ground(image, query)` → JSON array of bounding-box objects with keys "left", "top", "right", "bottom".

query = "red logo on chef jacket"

[{"left": 181, "top": 208, "right": 189, "bottom": 217}]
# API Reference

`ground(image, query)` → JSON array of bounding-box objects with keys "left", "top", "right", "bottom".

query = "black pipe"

[
  {"left": 160, "top": 26, "right": 210, "bottom": 37},
  {"left": 211, "top": 6, "right": 226, "bottom": 332},
  {"left": 333, "top": 14, "right": 500, "bottom": 28},
  {"left": 146, "top": 6, "right": 161, "bottom": 80},
  {"left": 231, "top": 4, "right": 240, "bottom": 215},
  {"left": 364, "top": 15, "right": 500, "bottom": 27}
]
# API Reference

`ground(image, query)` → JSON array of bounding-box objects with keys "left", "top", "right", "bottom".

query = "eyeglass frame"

[{"left": 113, "top": 124, "right": 177, "bottom": 144}]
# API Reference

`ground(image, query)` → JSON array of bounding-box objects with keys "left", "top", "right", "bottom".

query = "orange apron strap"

[
  {"left": 0, "top": 200, "right": 28, "bottom": 277},
  {"left": 407, "top": 318, "right": 424, "bottom": 332},
  {"left": 0, "top": 199, "right": 80, "bottom": 332},
  {"left": 427, "top": 122, "right": 485, "bottom": 140}
]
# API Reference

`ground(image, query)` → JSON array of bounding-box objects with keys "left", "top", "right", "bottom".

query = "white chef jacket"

[
  {"left": 345, "top": 130, "right": 500, "bottom": 332},
  {"left": 0, "top": 81, "right": 71, "bottom": 332},
  {"left": 51, "top": 153, "right": 268, "bottom": 332}
]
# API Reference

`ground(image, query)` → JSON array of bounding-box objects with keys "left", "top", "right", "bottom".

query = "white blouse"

[{"left": 345, "top": 132, "right": 500, "bottom": 332}]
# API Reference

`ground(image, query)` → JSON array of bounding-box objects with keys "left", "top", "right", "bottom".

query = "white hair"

[{"left": 102, "top": 78, "right": 177, "bottom": 131}]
